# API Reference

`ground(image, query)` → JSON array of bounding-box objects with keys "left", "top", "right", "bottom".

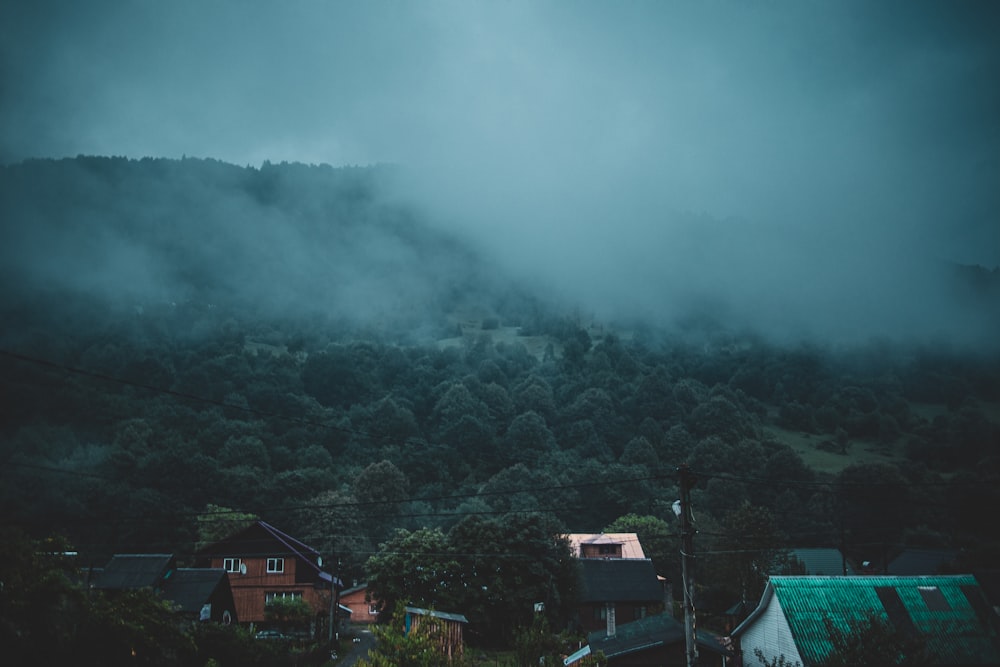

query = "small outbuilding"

[{"left": 404, "top": 606, "right": 468, "bottom": 660}]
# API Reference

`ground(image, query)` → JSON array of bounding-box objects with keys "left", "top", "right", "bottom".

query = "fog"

[{"left": 2, "top": 0, "right": 998, "bottom": 346}]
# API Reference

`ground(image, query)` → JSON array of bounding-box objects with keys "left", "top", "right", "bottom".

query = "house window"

[
  {"left": 265, "top": 591, "right": 302, "bottom": 603},
  {"left": 634, "top": 605, "right": 647, "bottom": 620},
  {"left": 266, "top": 558, "right": 285, "bottom": 573},
  {"left": 223, "top": 557, "right": 242, "bottom": 573},
  {"left": 594, "top": 605, "right": 607, "bottom": 620},
  {"left": 369, "top": 604, "right": 379, "bottom": 615}
]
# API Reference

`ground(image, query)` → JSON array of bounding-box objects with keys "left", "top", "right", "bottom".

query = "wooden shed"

[{"left": 404, "top": 606, "right": 468, "bottom": 659}]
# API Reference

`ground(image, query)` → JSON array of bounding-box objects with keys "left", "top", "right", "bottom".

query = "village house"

[
  {"left": 575, "top": 558, "right": 668, "bottom": 635},
  {"left": 339, "top": 582, "right": 380, "bottom": 625},
  {"left": 732, "top": 575, "right": 1000, "bottom": 666},
  {"left": 195, "top": 520, "right": 341, "bottom": 635},
  {"left": 564, "top": 533, "right": 647, "bottom": 560},
  {"left": 92, "top": 553, "right": 237, "bottom": 624}
]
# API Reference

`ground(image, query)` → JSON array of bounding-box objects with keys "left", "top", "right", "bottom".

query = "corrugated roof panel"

[{"left": 769, "top": 575, "right": 1000, "bottom": 665}]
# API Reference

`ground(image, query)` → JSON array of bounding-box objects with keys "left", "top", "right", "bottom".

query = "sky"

[{"left": 2, "top": 0, "right": 998, "bottom": 345}]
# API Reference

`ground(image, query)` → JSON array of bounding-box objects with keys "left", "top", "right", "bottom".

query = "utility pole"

[
  {"left": 328, "top": 559, "right": 342, "bottom": 644},
  {"left": 677, "top": 463, "right": 699, "bottom": 667}
]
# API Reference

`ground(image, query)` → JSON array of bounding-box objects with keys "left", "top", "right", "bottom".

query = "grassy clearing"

[
  {"left": 763, "top": 424, "right": 905, "bottom": 476},
  {"left": 437, "top": 323, "right": 556, "bottom": 360}
]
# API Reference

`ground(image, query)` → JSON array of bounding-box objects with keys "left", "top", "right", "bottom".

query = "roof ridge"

[{"left": 256, "top": 520, "right": 326, "bottom": 576}]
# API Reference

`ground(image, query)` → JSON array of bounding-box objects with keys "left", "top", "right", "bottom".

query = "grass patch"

[{"left": 764, "top": 424, "right": 905, "bottom": 475}]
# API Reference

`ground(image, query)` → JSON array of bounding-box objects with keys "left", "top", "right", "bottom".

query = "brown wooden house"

[
  {"left": 195, "top": 520, "right": 339, "bottom": 632},
  {"left": 340, "top": 583, "right": 381, "bottom": 624}
]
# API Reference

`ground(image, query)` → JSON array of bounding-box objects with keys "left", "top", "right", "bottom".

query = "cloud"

[{"left": 2, "top": 0, "right": 997, "bottom": 345}]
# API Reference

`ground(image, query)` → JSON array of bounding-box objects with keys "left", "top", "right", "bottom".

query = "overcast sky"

[{"left": 2, "top": 0, "right": 998, "bottom": 344}]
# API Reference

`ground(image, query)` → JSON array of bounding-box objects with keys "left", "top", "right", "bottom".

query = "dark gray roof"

[
  {"left": 94, "top": 554, "right": 175, "bottom": 590},
  {"left": 586, "top": 613, "right": 732, "bottom": 660},
  {"left": 341, "top": 583, "right": 368, "bottom": 596},
  {"left": 973, "top": 570, "right": 1000, "bottom": 608},
  {"left": 787, "top": 548, "right": 855, "bottom": 576},
  {"left": 578, "top": 558, "right": 662, "bottom": 603},
  {"left": 887, "top": 549, "right": 960, "bottom": 576},
  {"left": 160, "top": 568, "right": 228, "bottom": 614}
]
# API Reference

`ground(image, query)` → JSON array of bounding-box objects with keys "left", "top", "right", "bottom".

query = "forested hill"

[{"left": 1, "top": 156, "right": 999, "bottom": 606}]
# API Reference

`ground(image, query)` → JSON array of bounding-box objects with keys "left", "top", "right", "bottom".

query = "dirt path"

[{"left": 335, "top": 629, "right": 375, "bottom": 667}]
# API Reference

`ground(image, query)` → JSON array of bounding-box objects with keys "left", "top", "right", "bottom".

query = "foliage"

[
  {"left": 365, "top": 515, "right": 577, "bottom": 648},
  {"left": 366, "top": 527, "right": 459, "bottom": 616},
  {"left": 264, "top": 595, "right": 313, "bottom": 629},
  {"left": 79, "top": 588, "right": 197, "bottom": 666},
  {"left": 702, "top": 501, "right": 789, "bottom": 609},
  {"left": 447, "top": 514, "right": 579, "bottom": 646},
  {"left": 753, "top": 648, "right": 802, "bottom": 667},
  {"left": 0, "top": 530, "right": 290, "bottom": 667},
  {"left": 195, "top": 503, "right": 258, "bottom": 552},
  {"left": 819, "top": 612, "right": 932, "bottom": 666},
  {"left": 0, "top": 529, "right": 88, "bottom": 666},
  {"left": 603, "top": 513, "right": 675, "bottom": 580},
  {"left": 357, "top": 601, "right": 473, "bottom": 667},
  {"left": 509, "top": 622, "right": 607, "bottom": 667}
]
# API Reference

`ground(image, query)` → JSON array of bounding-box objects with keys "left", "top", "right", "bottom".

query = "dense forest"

[{"left": 2, "top": 157, "right": 999, "bottom": 633}]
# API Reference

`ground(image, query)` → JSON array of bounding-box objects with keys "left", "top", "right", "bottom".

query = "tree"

[
  {"left": 753, "top": 648, "right": 802, "bottom": 667},
  {"left": 353, "top": 460, "right": 410, "bottom": 512},
  {"left": 604, "top": 514, "right": 674, "bottom": 581},
  {"left": 1, "top": 529, "right": 198, "bottom": 666},
  {"left": 512, "top": 613, "right": 562, "bottom": 667},
  {"left": 708, "top": 501, "right": 788, "bottom": 607},
  {"left": 366, "top": 396, "right": 420, "bottom": 443},
  {"left": 295, "top": 489, "right": 371, "bottom": 582},
  {"left": 512, "top": 375, "right": 557, "bottom": 421},
  {"left": 431, "top": 383, "right": 490, "bottom": 437},
  {"left": 365, "top": 527, "right": 460, "bottom": 615},
  {"left": 819, "top": 612, "right": 932, "bottom": 666},
  {"left": 195, "top": 504, "right": 257, "bottom": 552},
  {"left": 264, "top": 596, "right": 313, "bottom": 633},
  {"left": 448, "top": 514, "right": 578, "bottom": 646},
  {"left": 0, "top": 530, "right": 87, "bottom": 665},
  {"left": 835, "top": 463, "right": 913, "bottom": 564},
  {"left": 80, "top": 588, "right": 196, "bottom": 666},
  {"left": 688, "top": 395, "right": 758, "bottom": 444},
  {"left": 357, "top": 601, "right": 472, "bottom": 667},
  {"left": 620, "top": 436, "right": 658, "bottom": 467},
  {"left": 505, "top": 411, "right": 557, "bottom": 455}
]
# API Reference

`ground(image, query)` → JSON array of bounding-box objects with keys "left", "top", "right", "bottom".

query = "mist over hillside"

[
  {"left": 2, "top": 156, "right": 997, "bottom": 353},
  {"left": 0, "top": 157, "right": 548, "bottom": 345}
]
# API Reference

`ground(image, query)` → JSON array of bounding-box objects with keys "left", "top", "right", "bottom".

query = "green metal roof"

[{"left": 766, "top": 575, "right": 999, "bottom": 666}]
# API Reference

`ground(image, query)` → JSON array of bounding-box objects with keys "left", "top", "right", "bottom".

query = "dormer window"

[{"left": 266, "top": 557, "right": 285, "bottom": 574}]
